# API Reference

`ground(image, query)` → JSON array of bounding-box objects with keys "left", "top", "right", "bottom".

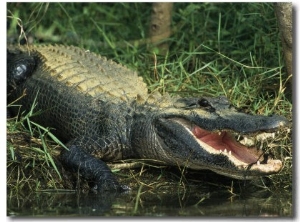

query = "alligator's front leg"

[{"left": 60, "top": 137, "right": 129, "bottom": 192}]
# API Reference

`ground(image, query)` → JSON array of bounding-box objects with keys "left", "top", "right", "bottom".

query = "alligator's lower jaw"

[
  {"left": 203, "top": 159, "right": 283, "bottom": 180},
  {"left": 172, "top": 118, "right": 283, "bottom": 178}
]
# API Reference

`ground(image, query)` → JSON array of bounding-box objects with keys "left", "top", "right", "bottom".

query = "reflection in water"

[{"left": 7, "top": 184, "right": 292, "bottom": 217}]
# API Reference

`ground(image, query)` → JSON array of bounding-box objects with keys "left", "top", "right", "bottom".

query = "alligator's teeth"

[
  {"left": 224, "top": 149, "right": 227, "bottom": 153},
  {"left": 257, "top": 161, "right": 260, "bottom": 165},
  {"left": 219, "top": 150, "right": 222, "bottom": 154},
  {"left": 218, "top": 131, "right": 222, "bottom": 136},
  {"left": 256, "top": 132, "right": 277, "bottom": 142},
  {"left": 260, "top": 142, "right": 263, "bottom": 149},
  {"left": 228, "top": 150, "right": 231, "bottom": 155}
]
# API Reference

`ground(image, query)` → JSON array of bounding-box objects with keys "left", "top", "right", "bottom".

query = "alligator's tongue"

[{"left": 192, "top": 126, "right": 263, "bottom": 164}]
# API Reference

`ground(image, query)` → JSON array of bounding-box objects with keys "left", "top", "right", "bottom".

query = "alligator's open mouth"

[{"left": 171, "top": 118, "right": 284, "bottom": 179}]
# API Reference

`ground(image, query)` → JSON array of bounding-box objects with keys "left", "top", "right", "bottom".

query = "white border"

[{"left": 3, "top": 1, "right": 298, "bottom": 221}]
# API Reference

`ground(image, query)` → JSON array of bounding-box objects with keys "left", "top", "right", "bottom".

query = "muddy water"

[{"left": 7, "top": 183, "right": 292, "bottom": 217}]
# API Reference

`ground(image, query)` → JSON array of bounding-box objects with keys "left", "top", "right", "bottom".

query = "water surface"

[{"left": 7, "top": 182, "right": 292, "bottom": 217}]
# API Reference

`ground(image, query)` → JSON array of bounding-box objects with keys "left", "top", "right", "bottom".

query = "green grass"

[
  {"left": 7, "top": 92, "right": 68, "bottom": 192},
  {"left": 7, "top": 3, "right": 292, "bottom": 192}
]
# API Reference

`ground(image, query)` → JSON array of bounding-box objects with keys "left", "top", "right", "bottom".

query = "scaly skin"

[{"left": 7, "top": 45, "right": 289, "bottom": 192}]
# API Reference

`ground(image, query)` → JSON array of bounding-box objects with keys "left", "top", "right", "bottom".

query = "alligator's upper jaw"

[{"left": 162, "top": 117, "right": 288, "bottom": 180}]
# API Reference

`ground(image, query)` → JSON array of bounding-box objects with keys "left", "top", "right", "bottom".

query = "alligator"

[{"left": 7, "top": 44, "right": 289, "bottom": 192}]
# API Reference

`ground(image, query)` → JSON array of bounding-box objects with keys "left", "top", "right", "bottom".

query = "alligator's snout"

[{"left": 153, "top": 102, "right": 290, "bottom": 180}]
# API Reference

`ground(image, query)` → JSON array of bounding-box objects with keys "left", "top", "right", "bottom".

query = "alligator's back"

[
  {"left": 8, "top": 44, "right": 148, "bottom": 99},
  {"left": 7, "top": 44, "right": 148, "bottom": 141}
]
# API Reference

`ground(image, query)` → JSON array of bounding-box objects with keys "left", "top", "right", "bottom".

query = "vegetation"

[{"left": 7, "top": 2, "right": 292, "bottom": 195}]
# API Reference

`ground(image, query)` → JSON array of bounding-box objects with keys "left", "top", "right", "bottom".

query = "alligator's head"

[{"left": 132, "top": 96, "right": 289, "bottom": 180}]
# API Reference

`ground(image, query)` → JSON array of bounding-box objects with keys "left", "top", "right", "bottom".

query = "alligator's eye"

[
  {"left": 198, "top": 98, "right": 210, "bottom": 107},
  {"left": 198, "top": 98, "right": 215, "bottom": 112}
]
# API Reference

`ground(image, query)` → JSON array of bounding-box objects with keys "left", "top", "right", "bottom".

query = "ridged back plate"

[{"left": 16, "top": 44, "right": 148, "bottom": 101}]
